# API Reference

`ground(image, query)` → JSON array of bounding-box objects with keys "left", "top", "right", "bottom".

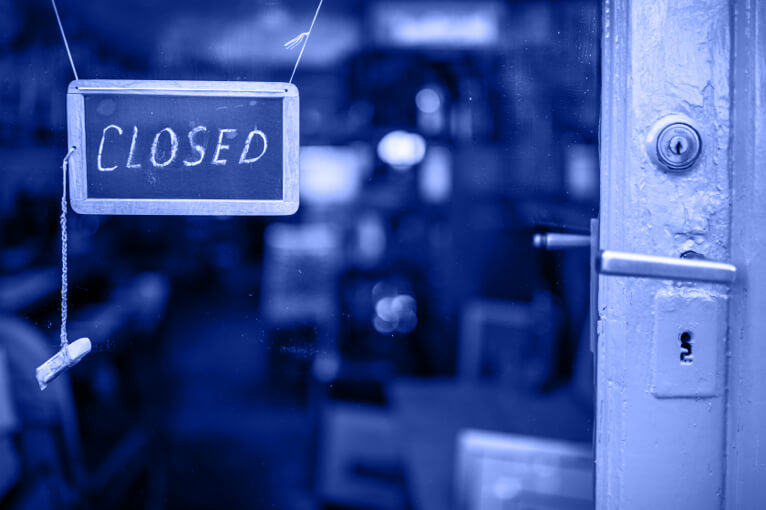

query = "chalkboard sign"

[{"left": 66, "top": 80, "right": 299, "bottom": 215}]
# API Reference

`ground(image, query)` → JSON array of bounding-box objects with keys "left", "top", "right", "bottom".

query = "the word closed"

[{"left": 97, "top": 125, "right": 268, "bottom": 172}]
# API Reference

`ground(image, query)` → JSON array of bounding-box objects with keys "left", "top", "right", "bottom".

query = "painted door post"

[
  {"left": 598, "top": 0, "right": 732, "bottom": 508},
  {"left": 726, "top": 1, "right": 766, "bottom": 507}
]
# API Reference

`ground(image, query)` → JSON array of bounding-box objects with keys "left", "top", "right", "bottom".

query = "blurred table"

[{"left": 390, "top": 378, "right": 593, "bottom": 510}]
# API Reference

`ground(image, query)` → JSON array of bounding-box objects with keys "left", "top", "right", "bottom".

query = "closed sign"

[{"left": 66, "top": 80, "right": 299, "bottom": 215}]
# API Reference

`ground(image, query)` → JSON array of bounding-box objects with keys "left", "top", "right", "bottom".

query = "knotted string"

[{"left": 60, "top": 147, "right": 76, "bottom": 347}]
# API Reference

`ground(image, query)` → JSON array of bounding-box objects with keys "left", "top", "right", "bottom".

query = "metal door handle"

[
  {"left": 596, "top": 250, "right": 735, "bottom": 284},
  {"left": 534, "top": 232, "right": 736, "bottom": 284}
]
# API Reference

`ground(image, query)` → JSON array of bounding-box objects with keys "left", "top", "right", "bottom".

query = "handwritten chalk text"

[{"left": 97, "top": 125, "right": 268, "bottom": 172}]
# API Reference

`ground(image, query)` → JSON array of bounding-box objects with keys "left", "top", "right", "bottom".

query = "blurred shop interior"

[{"left": 0, "top": 1, "right": 600, "bottom": 509}]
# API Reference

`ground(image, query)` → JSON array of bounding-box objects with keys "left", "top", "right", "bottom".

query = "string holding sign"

[
  {"left": 33, "top": 0, "right": 92, "bottom": 391},
  {"left": 50, "top": 0, "right": 79, "bottom": 80},
  {"left": 35, "top": 148, "right": 92, "bottom": 390},
  {"left": 285, "top": 0, "right": 325, "bottom": 84}
]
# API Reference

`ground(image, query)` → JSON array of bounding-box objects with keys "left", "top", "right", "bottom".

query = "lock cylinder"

[{"left": 646, "top": 115, "right": 703, "bottom": 172}]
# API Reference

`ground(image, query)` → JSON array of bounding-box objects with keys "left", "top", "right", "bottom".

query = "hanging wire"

[
  {"left": 60, "top": 147, "right": 76, "bottom": 347},
  {"left": 51, "top": 0, "right": 79, "bottom": 80},
  {"left": 286, "top": 0, "right": 324, "bottom": 84}
]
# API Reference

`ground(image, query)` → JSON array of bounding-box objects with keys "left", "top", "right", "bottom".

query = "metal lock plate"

[{"left": 651, "top": 291, "right": 725, "bottom": 398}]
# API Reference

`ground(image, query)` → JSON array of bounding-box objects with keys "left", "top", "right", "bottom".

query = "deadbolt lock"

[{"left": 646, "top": 115, "right": 702, "bottom": 172}]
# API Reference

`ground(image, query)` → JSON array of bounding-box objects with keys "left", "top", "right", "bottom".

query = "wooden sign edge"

[{"left": 66, "top": 80, "right": 299, "bottom": 216}]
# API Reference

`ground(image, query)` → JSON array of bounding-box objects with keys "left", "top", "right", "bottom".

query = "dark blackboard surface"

[
  {"left": 67, "top": 80, "right": 298, "bottom": 215},
  {"left": 84, "top": 94, "right": 283, "bottom": 200}
]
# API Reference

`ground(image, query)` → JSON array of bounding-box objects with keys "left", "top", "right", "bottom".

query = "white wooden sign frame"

[{"left": 66, "top": 80, "right": 299, "bottom": 215}]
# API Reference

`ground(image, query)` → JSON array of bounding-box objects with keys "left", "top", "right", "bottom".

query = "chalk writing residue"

[
  {"left": 150, "top": 127, "right": 179, "bottom": 168},
  {"left": 212, "top": 129, "right": 237, "bottom": 166},
  {"left": 98, "top": 124, "right": 122, "bottom": 171},
  {"left": 184, "top": 126, "right": 207, "bottom": 167},
  {"left": 127, "top": 126, "right": 141, "bottom": 168},
  {"left": 240, "top": 129, "right": 268, "bottom": 164}
]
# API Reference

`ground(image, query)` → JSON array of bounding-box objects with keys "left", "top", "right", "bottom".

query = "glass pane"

[{"left": 0, "top": 1, "right": 599, "bottom": 509}]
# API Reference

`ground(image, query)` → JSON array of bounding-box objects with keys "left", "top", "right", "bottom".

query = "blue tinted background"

[{"left": 0, "top": 1, "right": 599, "bottom": 509}]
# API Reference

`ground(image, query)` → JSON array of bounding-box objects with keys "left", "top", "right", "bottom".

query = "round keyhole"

[{"left": 648, "top": 118, "right": 702, "bottom": 172}]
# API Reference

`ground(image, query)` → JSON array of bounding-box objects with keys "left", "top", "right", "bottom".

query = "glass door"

[{"left": 0, "top": 2, "right": 601, "bottom": 509}]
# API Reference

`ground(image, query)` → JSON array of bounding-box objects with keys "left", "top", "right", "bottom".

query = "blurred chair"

[
  {"left": 0, "top": 315, "right": 84, "bottom": 510},
  {"left": 455, "top": 429, "right": 593, "bottom": 510},
  {"left": 0, "top": 268, "right": 59, "bottom": 313},
  {"left": 0, "top": 272, "right": 169, "bottom": 509},
  {"left": 0, "top": 349, "right": 20, "bottom": 499}
]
